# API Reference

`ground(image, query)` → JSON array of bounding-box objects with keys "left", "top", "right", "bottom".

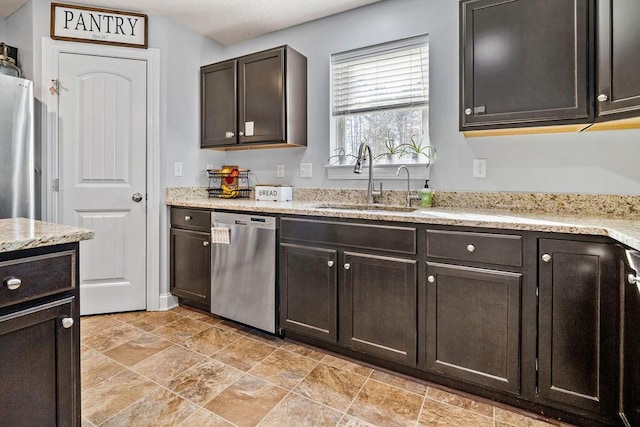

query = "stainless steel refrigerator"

[{"left": 0, "top": 74, "right": 36, "bottom": 219}]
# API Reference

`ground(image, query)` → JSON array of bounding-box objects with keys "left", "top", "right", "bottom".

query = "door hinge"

[
  {"left": 536, "top": 286, "right": 539, "bottom": 297},
  {"left": 535, "top": 357, "right": 539, "bottom": 372},
  {"left": 49, "top": 79, "right": 60, "bottom": 96},
  {"left": 53, "top": 178, "right": 59, "bottom": 192}
]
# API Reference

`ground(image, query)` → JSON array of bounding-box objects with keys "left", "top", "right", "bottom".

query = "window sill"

[{"left": 325, "top": 162, "right": 431, "bottom": 180}]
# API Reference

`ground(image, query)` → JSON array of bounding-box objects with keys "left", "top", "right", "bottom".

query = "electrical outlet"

[
  {"left": 276, "top": 164, "right": 285, "bottom": 178},
  {"left": 473, "top": 158, "right": 487, "bottom": 178},
  {"left": 174, "top": 162, "right": 183, "bottom": 177},
  {"left": 300, "top": 163, "right": 312, "bottom": 178}
]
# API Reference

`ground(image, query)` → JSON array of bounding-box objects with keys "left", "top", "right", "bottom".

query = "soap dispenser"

[{"left": 420, "top": 180, "right": 432, "bottom": 207}]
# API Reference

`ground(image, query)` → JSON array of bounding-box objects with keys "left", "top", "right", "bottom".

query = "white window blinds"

[{"left": 331, "top": 35, "right": 429, "bottom": 116}]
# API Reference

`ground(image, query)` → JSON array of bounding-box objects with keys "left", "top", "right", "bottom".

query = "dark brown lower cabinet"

[
  {"left": 620, "top": 251, "right": 640, "bottom": 427},
  {"left": 342, "top": 252, "right": 417, "bottom": 365},
  {"left": 0, "top": 298, "right": 77, "bottom": 426},
  {"left": 170, "top": 228, "right": 211, "bottom": 311},
  {"left": 425, "top": 262, "right": 521, "bottom": 394},
  {"left": 538, "top": 239, "right": 618, "bottom": 417},
  {"left": 0, "top": 243, "right": 80, "bottom": 427},
  {"left": 280, "top": 243, "right": 338, "bottom": 342}
]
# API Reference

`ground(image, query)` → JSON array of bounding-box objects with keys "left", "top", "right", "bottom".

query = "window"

[{"left": 330, "top": 35, "right": 430, "bottom": 165}]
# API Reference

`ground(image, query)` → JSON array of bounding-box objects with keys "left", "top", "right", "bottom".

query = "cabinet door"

[
  {"left": 596, "top": 0, "right": 640, "bottom": 119},
  {"left": 425, "top": 262, "right": 521, "bottom": 394},
  {"left": 170, "top": 228, "right": 211, "bottom": 310},
  {"left": 280, "top": 244, "right": 338, "bottom": 342},
  {"left": 201, "top": 60, "right": 237, "bottom": 147},
  {"left": 342, "top": 252, "right": 417, "bottom": 365},
  {"left": 0, "top": 297, "right": 78, "bottom": 426},
  {"left": 620, "top": 254, "right": 640, "bottom": 427},
  {"left": 538, "top": 239, "right": 618, "bottom": 415},
  {"left": 460, "top": 0, "right": 591, "bottom": 130},
  {"left": 238, "top": 48, "right": 285, "bottom": 145}
]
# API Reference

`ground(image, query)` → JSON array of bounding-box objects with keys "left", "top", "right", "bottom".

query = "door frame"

[{"left": 41, "top": 38, "right": 167, "bottom": 311}]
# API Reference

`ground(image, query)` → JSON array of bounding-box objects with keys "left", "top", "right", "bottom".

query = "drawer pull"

[
  {"left": 4, "top": 277, "right": 21, "bottom": 291},
  {"left": 203, "top": 241, "right": 210, "bottom": 247},
  {"left": 61, "top": 317, "right": 74, "bottom": 329},
  {"left": 327, "top": 261, "right": 334, "bottom": 267},
  {"left": 344, "top": 263, "right": 351, "bottom": 270},
  {"left": 428, "top": 275, "right": 435, "bottom": 283},
  {"left": 466, "top": 244, "right": 475, "bottom": 253},
  {"left": 184, "top": 215, "right": 192, "bottom": 221},
  {"left": 542, "top": 253, "right": 551, "bottom": 263}
]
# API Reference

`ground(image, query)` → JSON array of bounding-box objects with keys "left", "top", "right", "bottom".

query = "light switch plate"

[
  {"left": 174, "top": 162, "right": 183, "bottom": 177},
  {"left": 300, "top": 163, "right": 312, "bottom": 178},
  {"left": 276, "top": 164, "right": 285, "bottom": 178}
]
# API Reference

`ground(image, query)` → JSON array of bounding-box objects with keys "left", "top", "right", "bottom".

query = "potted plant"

[
  {"left": 398, "top": 135, "right": 436, "bottom": 164},
  {"left": 327, "top": 147, "right": 356, "bottom": 165},
  {"left": 375, "top": 130, "right": 405, "bottom": 163}
]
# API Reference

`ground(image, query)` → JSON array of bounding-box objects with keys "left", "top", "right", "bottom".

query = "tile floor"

[{"left": 81, "top": 306, "right": 573, "bottom": 426}]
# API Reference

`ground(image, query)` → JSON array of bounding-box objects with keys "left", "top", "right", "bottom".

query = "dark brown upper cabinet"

[
  {"left": 592, "top": 0, "right": 640, "bottom": 127},
  {"left": 201, "top": 46, "right": 307, "bottom": 150},
  {"left": 460, "top": 0, "right": 593, "bottom": 134}
]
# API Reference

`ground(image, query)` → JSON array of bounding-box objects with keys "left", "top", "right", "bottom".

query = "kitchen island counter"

[{"left": 0, "top": 218, "right": 94, "bottom": 253}]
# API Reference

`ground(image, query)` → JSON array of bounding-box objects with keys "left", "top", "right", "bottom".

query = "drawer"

[
  {"left": 281, "top": 218, "right": 416, "bottom": 255},
  {"left": 426, "top": 230, "right": 522, "bottom": 267},
  {"left": 171, "top": 207, "right": 211, "bottom": 230},
  {"left": 0, "top": 251, "right": 76, "bottom": 308}
]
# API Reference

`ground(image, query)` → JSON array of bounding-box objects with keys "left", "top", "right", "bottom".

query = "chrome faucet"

[
  {"left": 354, "top": 143, "right": 383, "bottom": 203},
  {"left": 396, "top": 165, "right": 420, "bottom": 207}
]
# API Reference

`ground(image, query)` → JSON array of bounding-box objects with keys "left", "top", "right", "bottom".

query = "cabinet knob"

[
  {"left": 542, "top": 253, "right": 551, "bottom": 262},
  {"left": 466, "top": 244, "right": 475, "bottom": 253},
  {"left": 225, "top": 131, "right": 235, "bottom": 138},
  {"left": 628, "top": 274, "right": 640, "bottom": 285},
  {"left": 203, "top": 241, "right": 210, "bottom": 247},
  {"left": 3, "top": 277, "right": 21, "bottom": 291},
  {"left": 464, "top": 108, "right": 472, "bottom": 116},
  {"left": 239, "top": 131, "right": 245, "bottom": 137},
  {"left": 427, "top": 275, "right": 435, "bottom": 283},
  {"left": 597, "top": 94, "right": 608, "bottom": 102},
  {"left": 184, "top": 215, "right": 192, "bottom": 221},
  {"left": 344, "top": 263, "right": 351, "bottom": 270},
  {"left": 61, "top": 317, "right": 74, "bottom": 329},
  {"left": 327, "top": 260, "right": 334, "bottom": 267}
]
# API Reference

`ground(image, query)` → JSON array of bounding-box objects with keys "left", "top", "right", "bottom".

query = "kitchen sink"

[{"left": 312, "top": 203, "right": 417, "bottom": 212}]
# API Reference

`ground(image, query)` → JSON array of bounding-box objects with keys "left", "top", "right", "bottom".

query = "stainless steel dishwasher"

[{"left": 210, "top": 211, "right": 276, "bottom": 333}]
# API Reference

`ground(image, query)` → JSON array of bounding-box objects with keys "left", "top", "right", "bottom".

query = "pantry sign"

[{"left": 51, "top": 3, "right": 148, "bottom": 48}]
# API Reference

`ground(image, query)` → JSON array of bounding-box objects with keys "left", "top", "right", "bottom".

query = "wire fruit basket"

[{"left": 207, "top": 166, "right": 251, "bottom": 198}]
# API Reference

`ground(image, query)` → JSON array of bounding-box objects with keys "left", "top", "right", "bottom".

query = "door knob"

[
  {"left": 132, "top": 193, "right": 144, "bottom": 202},
  {"left": 597, "top": 94, "right": 608, "bottom": 102},
  {"left": 464, "top": 108, "right": 472, "bottom": 116},
  {"left": 61, "top": 317, "right": 74, "bottom": 329},
  {"left": 327, "top": 261, "right": 334, "bottom": 267},
  {"left": 427, "top": 275, "right": 435, "bottom": 283},
  {"left": 542, "top": 253, "right": 551, "bottom": 262},
  {"left": 344, "top": 263, "right": 351, "bottom": 270}
]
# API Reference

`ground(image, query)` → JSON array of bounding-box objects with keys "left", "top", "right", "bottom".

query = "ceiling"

[{"left": 0, "top": 0, "right": 384, "bottom": 45}]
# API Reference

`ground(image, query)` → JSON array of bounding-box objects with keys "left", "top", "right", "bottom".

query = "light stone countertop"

[
  {"left": 166, "top": 195, "right": 640, "bottom": 252},
  {"left": 0, "top": 218, "right": 95, "bottom": 253}
]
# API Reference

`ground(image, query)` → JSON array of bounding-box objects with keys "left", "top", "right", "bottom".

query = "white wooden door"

[{"left": 58, "top": 53, "right": 147, "bottom": 315}]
